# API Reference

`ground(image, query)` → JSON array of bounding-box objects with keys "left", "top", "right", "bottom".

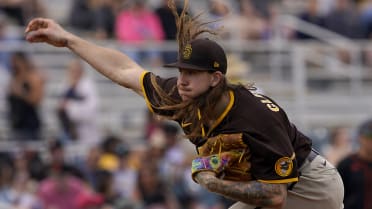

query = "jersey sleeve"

[{"left": 140, "top": 71, "right": 180, "bottom": 116}]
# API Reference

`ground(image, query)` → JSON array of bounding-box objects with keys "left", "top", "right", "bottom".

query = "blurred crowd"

[
  {"left": 0, "top": 0, "right": 372, "bottom": 209},
  {"left": 1, "top": 116, "right": 371, "bottom": 209},
  {"left": 0, "top": 119, "right": 237, "bottom": 209},
  {"left": 2, "top": 0, "right": 372, "bottom": 67}
]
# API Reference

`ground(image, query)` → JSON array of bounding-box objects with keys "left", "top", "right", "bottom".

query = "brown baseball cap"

[{"left": 164, "top": 38, "right": 227, "bottom": 74}]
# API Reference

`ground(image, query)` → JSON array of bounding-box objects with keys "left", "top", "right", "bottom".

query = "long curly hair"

[
  {"left": 168, "top": 0, "right": 220, "bottom": 59},
  {"left": 150, "top": 0, "right": 249, "bottom": 143}
]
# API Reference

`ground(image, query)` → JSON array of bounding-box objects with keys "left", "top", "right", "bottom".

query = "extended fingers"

[
  {"left": 25, "top": 29, "right": 48, "bottom": 42},
  {"left": 24, "top": 18, "right": 68, "bottom": 47},
  {"left": 25, "top": 19, "right": 39, "bottom": 33}
]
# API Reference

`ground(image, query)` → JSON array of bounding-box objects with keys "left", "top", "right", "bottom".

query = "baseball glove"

[{"left": 192, "top": 133, "right": 252, "bottom": 182}]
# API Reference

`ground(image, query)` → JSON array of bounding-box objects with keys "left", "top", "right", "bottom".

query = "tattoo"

[{"left": 200, "top": 175, "right": 286, "bottom": 207}]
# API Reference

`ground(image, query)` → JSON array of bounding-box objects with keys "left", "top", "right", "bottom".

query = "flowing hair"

[{"left": 149, "top": 0, "right": 251, "bottom": 143}]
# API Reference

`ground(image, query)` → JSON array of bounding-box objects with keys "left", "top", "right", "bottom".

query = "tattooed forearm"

[
  {"left": 209, "top": 180, "right": 286, "bottom": 207},
  {"left": 196, "top": 173, "right": 287, "bottom": 208}
]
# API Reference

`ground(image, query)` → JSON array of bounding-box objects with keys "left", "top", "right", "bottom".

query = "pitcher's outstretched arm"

[{"left": 25, "top": 18, "right": 145, "bottom": 96}]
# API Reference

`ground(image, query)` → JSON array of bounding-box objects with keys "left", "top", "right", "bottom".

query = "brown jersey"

[{"left": 141, "top": 71, "right": 312, "bottom": 184}]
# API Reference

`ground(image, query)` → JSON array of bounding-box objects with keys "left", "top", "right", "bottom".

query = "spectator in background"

[
  {"left": 262, "top": 2, "right": 296, "bottom": 40},
  {"left": 0, "top": 14, "right": 13, "bottom": 118},
  {"left": 206, "top": 0, "right": 239, "bottom": 41},
  {"left": 0, "top": 153, "right": 16, "bottom": 208},
  {"left": 37, "top": 164, "right": 88, "bottom": 209},
  {"left": 207, "top": 0, "right": 230, "bottom": 24},
  {"left": 115, "top": 0, "right": 164, "bottom": 66},
  {"left": 75, "top": 187, "right": 104, "bottom": 209},
  {"left": 23, "top": 149, "right": 45, "bottom": 182},
  {"left": 6, "top": 51, "right": 45, "bottom": 141},
  {"left": 231, "top": 0, "right": 268, "bottom": 61},
  {"left": 113, "top": 145, "right": 139, "bottom": 207},
  {"left": 136, "top": 163, "right": 180, "bottom": 209},
  {"left": 152, "top": 121, "right": 186, "bottom": 204},
  {"left": 249, "top": 0, "right": 274, "bottom": 18},
  {"left": 337, "top": 119, "right": 372, "bottom": 209},
  {"left": 157, "top": 121, "right": 184, "bottom": 181},
  {"left": 57, "top": 59, "right": 101, "bottom": 147},
  {"left": 359, "top": 0, "right": 372, "bottom": 67},
  {"left": 225, "top": 53, "right": 251, "bottom": 84},
  {"left": 0, "top": 151, "right": 42, "bottom": 209},
  {"left": 323, "top": 0, "right": 365, "bottom": 39},
  {"left": 10, "top": 150, "right": 42, "bottom": 209},
  {"left": 68, "top": 0, "right": 98, "bottom": 33},
  {"left": 155, "top": 0, "right": 182, "bottom": 63},
  {"left": 93, "top": 169, "right": 122, "bottom": 208},
  {"left": 93, "top": 0, "right": 121, "bottom": 39},
  {"left": 323, "top": 0, "right": 365, "bottom": 65},
  {"left": 47, "top": 139, "right": 83, "bottom": 177},
  {"left": 322, "top": 126, "right": 353, "bottom": 166},
  {"left": 0, "top": 12, "right": 21, "bottom": 71},
  {"left": 144, "top": 109, "right": 161, "bottom": 140},
  {"left": 69, "top": 0, "right": 119, "bottom": 39},
  {"left": 359, "top": 0, "right": 372, "bottom": 38},
  {"left": 97, "top": 135, "right": 128, "bottom": 172},
  {"left": 235, "top": 0, "right": 267, "bottom": 40},
  {"left": 0, "top": 0, "right": 46, "bottom": 26},
  {"left": 295, "top": 0, "right": 325, "bottom": 40},
  {"left": 317, "top": 0, "right": 336, "bottom": 16},
  {"left": 75, "top": 146, "right": 102, "bottom": 192}
]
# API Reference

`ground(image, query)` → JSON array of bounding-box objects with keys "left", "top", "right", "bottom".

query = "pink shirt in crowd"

[
  {"left": 115, "top": 9, "right": 164, "bottom": 43},
  {"left": 38, "top": 176, "right": 85, "bottom": 209}
]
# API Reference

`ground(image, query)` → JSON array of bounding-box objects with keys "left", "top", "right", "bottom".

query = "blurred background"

[{"left": 0, "top": 0, "right": 371, "bottom": 209}]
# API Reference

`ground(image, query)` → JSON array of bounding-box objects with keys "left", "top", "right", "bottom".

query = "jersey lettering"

[
  {"left": 267, "top": 103, "right": 280, "bottom": 112},
  {"left": 253, "top": 94, "right": 280, "bottom": 112}
]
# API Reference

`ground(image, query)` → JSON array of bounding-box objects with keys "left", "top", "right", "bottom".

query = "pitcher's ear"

[{"left": 210, "top": 71, "right": 223, "bottom": 87}]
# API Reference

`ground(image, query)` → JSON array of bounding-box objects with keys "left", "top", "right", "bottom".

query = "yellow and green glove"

[{"left": 191, "top": 151, "right": 241, "bottom": 182}]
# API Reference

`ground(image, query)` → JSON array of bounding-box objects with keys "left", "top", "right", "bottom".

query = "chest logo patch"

[{"left": 275, "top": 157, "right": 293, "bottom": 177}]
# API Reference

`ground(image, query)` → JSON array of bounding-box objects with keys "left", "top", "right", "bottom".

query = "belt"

[
  {"left": 299, "top": 148, "right": 319, "bottom": 170},
  {"left": 288, "top": 148, "right": 319, "bottom": 191},
  {"left": 307, "top": 148, "right": 319, "bottom": 163}
]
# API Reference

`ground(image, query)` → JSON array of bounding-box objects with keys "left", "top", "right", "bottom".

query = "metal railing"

[{"left": 1, "top": 18, "right": 372, "bottom": 141}]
